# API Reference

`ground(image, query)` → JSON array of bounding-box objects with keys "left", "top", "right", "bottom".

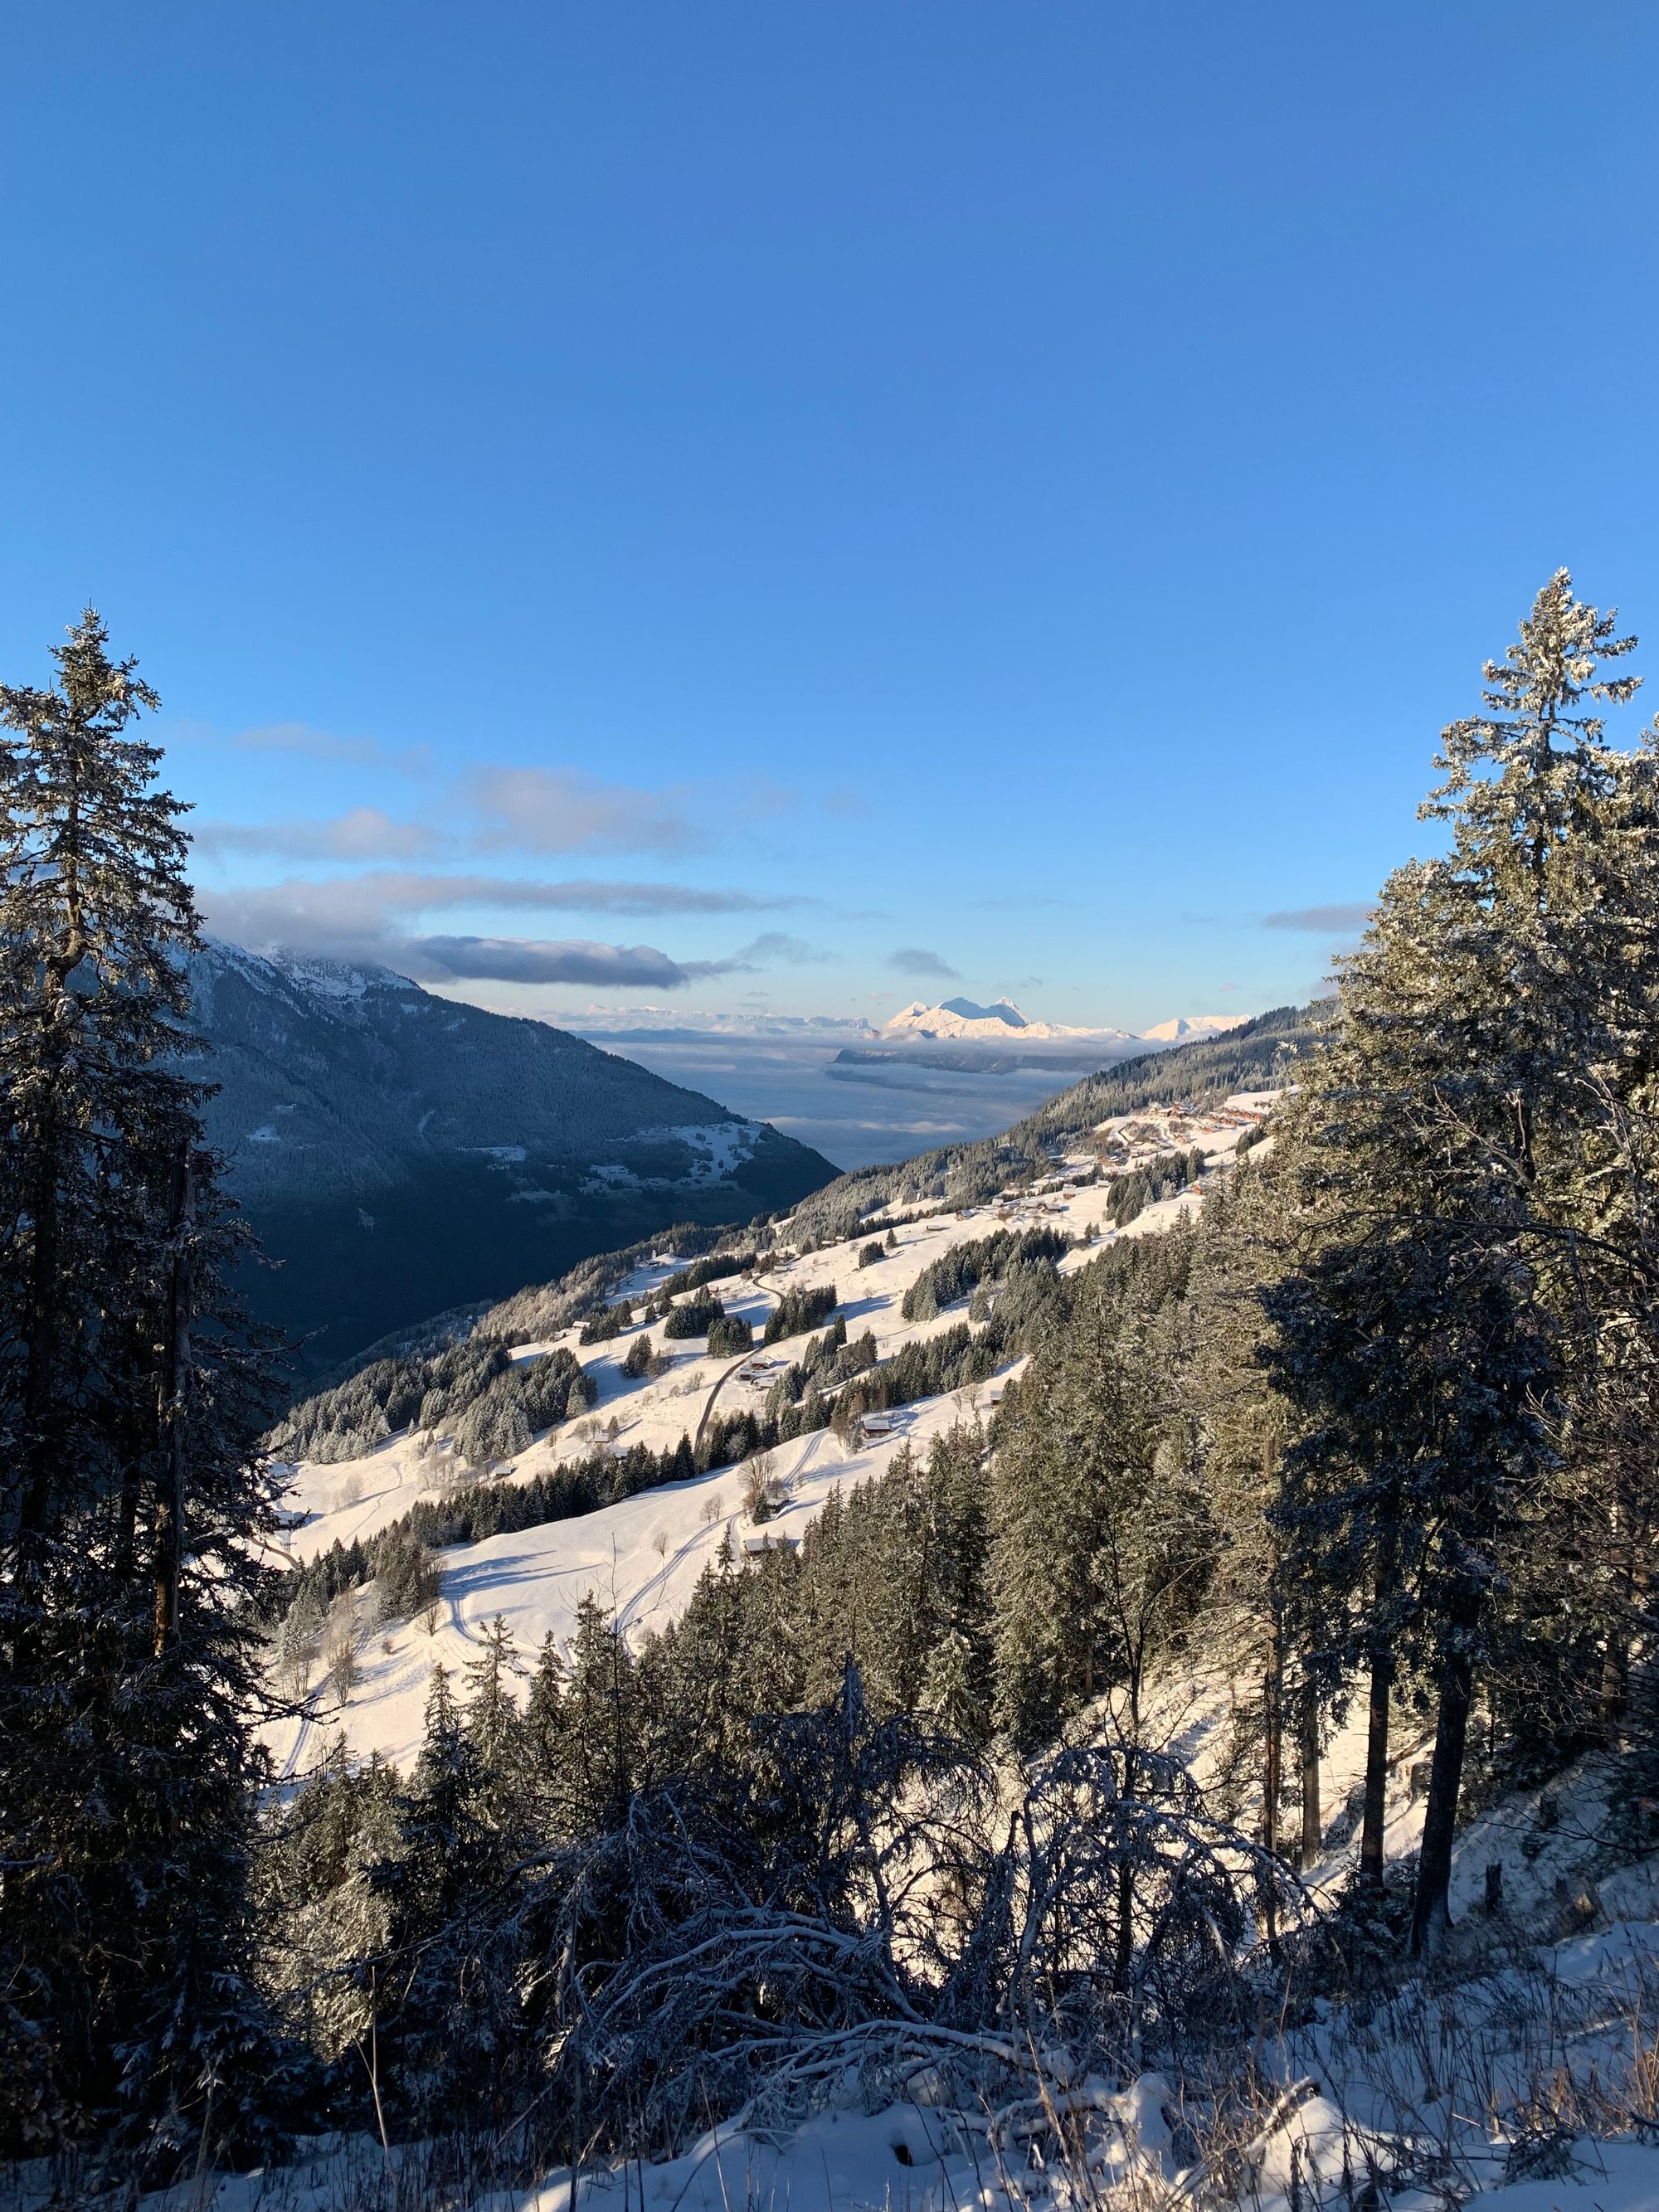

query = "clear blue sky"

[{"left": 6, "top": 3, "right": 1659, "bottom": 1033}]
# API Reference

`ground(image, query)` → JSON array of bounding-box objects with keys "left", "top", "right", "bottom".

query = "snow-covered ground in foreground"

[
  {"left": 263, "top": 1095, "right": 1270, "bottom": 1777},
  {"left": 69, "top": 1902, "right": 1659, "bottom": 2211}
]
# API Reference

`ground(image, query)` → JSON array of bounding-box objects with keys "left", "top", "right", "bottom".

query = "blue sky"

[{"left": 6, "top": 2, "right": 1659, "bottom": 1038}]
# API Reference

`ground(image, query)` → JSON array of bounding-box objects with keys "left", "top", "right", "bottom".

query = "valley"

[
  {"left": 264, "top": 1081, "right": 1268, "bottom": 1773},
  {"left": 7, "top": 27, "right": 1652, "bottom": 2204}
]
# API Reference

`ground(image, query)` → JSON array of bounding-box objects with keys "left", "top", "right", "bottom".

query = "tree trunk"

[
  {"left": 1359, "top": 1642, "right": 1392, "bottom": 1886},
  {"left": 1262, "top": 1611, "right": 1282, "bottom": 1862},
  {"left": 19, "top": 1137, "right": 63, "bottom": 1542},
  {"left": 1409, "top": 1606, "right": 1479, "bottom": 1954},
  {"left": 152, "top": 1148, "right": 192, "bottom": 1655},
  {"left": 1298, "top": 1685, "right": 1321, "bottom": 1866},
  {"left": 1114, "top": 1744, "right": 1138, "bottom": 1991},
  {"left": 1262, "top": 1430, "right": 1282, "bottom": 1863}
]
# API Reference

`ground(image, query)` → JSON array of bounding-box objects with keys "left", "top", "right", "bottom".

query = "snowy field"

[{"left": 263, "top": 1094, "right": 1265, "bottom": 1777}]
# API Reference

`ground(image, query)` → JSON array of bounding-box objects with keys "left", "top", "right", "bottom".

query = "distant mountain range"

[
  {"left": 1141, "top": 1013, "right": 1251, "bottom": 1042},
  {"left": 188, "top": 943, "right": 838, "bottom": 1373},
  {"left": 882, "top": 996, "right": 1140, "bottom": 1044},
  {"left": 883, "top": 997, "right": 1250, "bottom": 1046}
]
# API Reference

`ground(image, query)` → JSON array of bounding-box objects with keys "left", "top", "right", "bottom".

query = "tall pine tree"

[
  {"left": 0, "top": 612, "right": 288, "bottom": 2158},
  {"left": 1268, "top": 574, "right": 1654, "bottom": 1947}
]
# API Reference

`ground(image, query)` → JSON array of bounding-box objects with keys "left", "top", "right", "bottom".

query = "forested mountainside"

[
  {"left": 258, "top": 1091, "right": 1240, "bottom": 1776},
  {"left": 187, "top": 941, "right": 838, "bottom": 1372},
  {"left": 290, "top": 1004, "right": 1304, "bottom": 1385}
]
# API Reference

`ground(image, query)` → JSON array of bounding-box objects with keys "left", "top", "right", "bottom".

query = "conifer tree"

[
  {"left": 464, "top": 1613, "right": 527, "bottom": 1763},
  {"left": 0, "top": 613, "right": 287, "bottom": 2156},
  {"left": 1267, "top": 573, "right": 1652, "bottom": 1947},
  {"left": 256, "top": 1738, "right": 400, "bottom": 2067},
  {"left": 370, "top": 1666, "right": 529, "bottom": 2128},
  {"left": 556, "top": 1596, "right": 640, "bottom": 1835},
  {"left": 990, "top": 1246, "right": 1211, "bottom": 1750},
  {"left": 523, "top": 1629, "right": 568, "bottom": 1785}
]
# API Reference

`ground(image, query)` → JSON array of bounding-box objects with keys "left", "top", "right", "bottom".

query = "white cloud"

[
  {"left": 1263, "top": 902, "right": 1373, "bottom": 933},
  {"left": 231, "top": 722, "right": 433, "bottom": 775},
  {"left": 413, "top": 936, "right": 712, "bottom": 989},
  {"left": 192, "top": 809, "right": 442, "bottom": 862},
  {"left": 196, "top": 873, "right": 779, "bottom": 989},
  {"left": 887, "top": 945, "right": 961, "bottom": 980},
  {"left": 736, "top": 931, "right": 835, "bottom": 965},
  {"left": 468, "top": 767, "right": 705, "bottom": 857},
  {"left": 195, "top": 868, "right": 802, "bottom": 949}
]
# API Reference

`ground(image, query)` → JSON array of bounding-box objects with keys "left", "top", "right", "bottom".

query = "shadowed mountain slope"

[{"left": 188, "top": 942, "right": 837, "bottom": 1372}]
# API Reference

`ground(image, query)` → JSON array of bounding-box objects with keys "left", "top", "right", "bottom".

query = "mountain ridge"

[
  {"left": 435, "top": 1001, "right": 1317, "bottom": 1354},
  {"left": 188, "top": 941, "right": 838, "bottom": 1371},
  {"left": 881, "top": 995, "right": 1254, "bottom": 1046},
  {"left": 882, "top": 994, "right": 1140, "bottom": 1043}
]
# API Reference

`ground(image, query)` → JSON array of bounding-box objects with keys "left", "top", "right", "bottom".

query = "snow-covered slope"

[
  {"left": 241, "top": 1049, "right": 1659, "bottom": 2212},
  {"left": 263, "top": 1093, "right": 1270, "bottom": 1776}
]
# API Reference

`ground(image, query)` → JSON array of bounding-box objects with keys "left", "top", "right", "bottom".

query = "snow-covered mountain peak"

[
  {"left": 1141, "top": 1014, "right": 1251, "bottom": 1043},
  {"left": 199, "top": 936, "right": 418, "bottom": 1013},
  {"left": 883, "top": 997, "right": 1134, "bottom": 1043}
]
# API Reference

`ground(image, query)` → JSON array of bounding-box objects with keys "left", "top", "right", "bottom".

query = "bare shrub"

[
  {"left": 741, "top": 1450, "right": 783, "bottom": 1523},
  {"left": 531, "top": 1678, "right": 1313, "bottom": 2159},
  {"left": 323, "top": 1589, "right": 358, "bottom": 1696}
]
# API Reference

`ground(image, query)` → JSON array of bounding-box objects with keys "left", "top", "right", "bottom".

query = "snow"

[
  {"left": 262, "top": 949, "right": 412, "bottom": 1001},
  {"left": 75, "top": 1916, "right": 1659, "bottom": 2210},
  {"left": 270, "top": 1396, "right": 979, "bottom": 1777},
  {"left": 107, "top": 1062, "right": 1659, "bottom": 2205},
  {"left": 1142, "top": 1014, "right": 1251, "bottom": 1041},
  {"left": 657, "top": 1119, "right": 761, "bottom": 1177},
  {"left": 264, "top": 1097, "right": 1259, "bottom": 1777},
  {"left": 883, "top": 997, "right": 1141, "bottom": 1044}
]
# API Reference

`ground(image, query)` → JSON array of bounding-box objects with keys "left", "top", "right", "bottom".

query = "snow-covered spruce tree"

[
  {"left": 1267, "top": 573, "right": 1659, "bottom": 1950},
  {"left": 1184, "top": 1159, "right": 1326, "bottom": 1864},
  {"left": 855, "top": 1423, "right": 992, "bottom": 1733},
  {"left": 552, "top": 1595, "right": 642, "bottom": 1835},
  {"left": 990, "top": 1232, "right": 1212, "bottom": 1751},
  {"left": 0, "top": 612, "right": 291, "bottom": 2157},
  {"left": 635, "top": 1531, "right": 766, "bottom": 1780},
  {"left": 366, "top": 1666, "right": 534, "bottom": 2133},
  {"left": 255, "top": 1738, "right": 401, "bottom": 2073}
]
